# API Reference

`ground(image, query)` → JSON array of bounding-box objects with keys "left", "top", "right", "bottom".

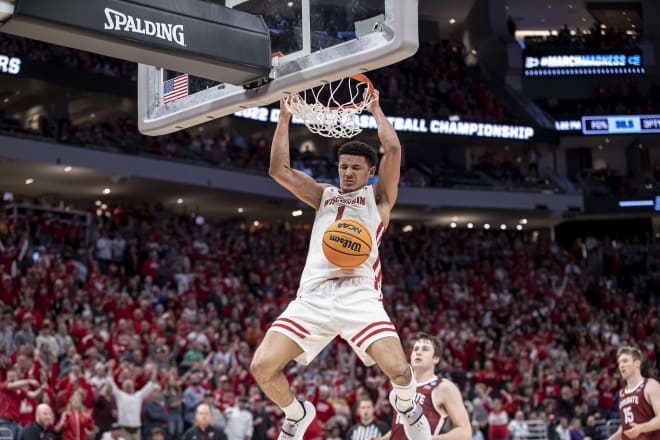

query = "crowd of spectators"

[
  {"left": 1, "top": 26, "right": 515, "bottom": 123},
  {"left": 0, "top": 34, "right": 137, "bottom": 81},
  {"left": 0, "top": 197, "right": 658, "bottom": 440},
  {"left": 539, "top": 78, "right": 660, "bottom": 119},
  {"left": 0, "top": 112, "right": 560, "bottom": 194},
  {"left": 370, "top": 41, "right": 512, "bottom": 123},
  {"left": 574, "top": 165, "right": 660, "bottom": 199}
]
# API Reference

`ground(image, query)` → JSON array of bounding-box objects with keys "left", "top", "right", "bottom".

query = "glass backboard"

[{"left": 138, "top": 0, "right": 418, "bottom": 135}]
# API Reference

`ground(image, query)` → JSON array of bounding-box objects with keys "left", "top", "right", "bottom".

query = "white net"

[{"left": 285, "top": 74, "right": 376, "bottom": 138}]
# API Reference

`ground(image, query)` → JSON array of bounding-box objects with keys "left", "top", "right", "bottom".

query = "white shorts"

[{"left": 267, "top": 277, "right": 399, "bottom": 366}]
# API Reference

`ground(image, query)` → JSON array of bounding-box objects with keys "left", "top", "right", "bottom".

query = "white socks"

[
  {"left": 391, "top": 364, "right": 416, "bottom": 413},
  {"left": 282, "top": 399, "right": 305, "bottom": 421}
]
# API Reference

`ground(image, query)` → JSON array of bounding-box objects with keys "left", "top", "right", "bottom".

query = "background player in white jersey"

[
  {"left": 249, "top": 91, "right": 431, "bottom": 440},
  {"left": 380, "top": 333, "right": 471, "bottom": 440},
  {"left": 607, "top": 346, "right": 660, "bottom": 440}
]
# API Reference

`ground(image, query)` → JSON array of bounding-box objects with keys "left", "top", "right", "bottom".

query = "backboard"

[{"left": 138, "top": 0, "right": 418, "bottom": 136}]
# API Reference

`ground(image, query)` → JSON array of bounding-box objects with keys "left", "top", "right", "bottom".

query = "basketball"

[{"left": 322, "top": 219, "right": 373, "bottom": 268}]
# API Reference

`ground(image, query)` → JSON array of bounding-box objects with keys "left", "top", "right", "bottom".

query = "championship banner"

[{"left": 234, "top": 107, "right": 536, "bottom": 140}]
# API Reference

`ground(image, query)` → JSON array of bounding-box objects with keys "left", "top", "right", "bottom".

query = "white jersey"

[{"left": 298, "top": 185, "right": 385, "bottom": 293}]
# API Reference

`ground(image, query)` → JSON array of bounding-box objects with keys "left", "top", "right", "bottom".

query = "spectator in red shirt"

[
  {"left": 15, "top": 298, "right": 43, "bottom": 330},
  {"left": 486, "top": 398, "right": 509, "bottom": 440},
  {"left": 54, "top": 390, "right": 95, "bottom": 440},
  {"left": 312, "top": 384, "right": 336, "bottom": 429},
  {"left": 0, "top": 368, "right": 45, "bottom": 439},
  {"left": 141, "top": 251, "right": 160, "bottom": 278}
]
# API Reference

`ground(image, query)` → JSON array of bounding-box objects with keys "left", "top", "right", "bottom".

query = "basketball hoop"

[{"left": 285, "top": 74, "right": 376, "bottom": 139}]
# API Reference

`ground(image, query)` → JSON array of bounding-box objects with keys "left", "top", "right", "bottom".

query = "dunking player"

[
  {"left": 607, "top": 346, "right": 660, "bottom": 440},
  {"left": 249, "top": 91, "right": 431, "bottom": 440},
  {"left": 380, "top": 333, "right": 471, "bottom": 440}
]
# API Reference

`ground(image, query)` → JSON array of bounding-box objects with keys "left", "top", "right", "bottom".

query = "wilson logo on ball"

[
  {"left": 327, "top": 234, "right": 362, "bottom": 253},
  {"left": 322, "top": 219, "right": 372, "bottom": 268}
]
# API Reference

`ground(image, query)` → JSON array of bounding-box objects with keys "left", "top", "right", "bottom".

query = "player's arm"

[
  {"left": 627, "top": 379, "right": 660, "bottom": 438},
  {"left": 269, "top": 97, "right": 328, "bottom": 209},
  {"left": 433, "top": 381, "right": 472, "bottom": 440},
  {"left": 368, "top": 90, "right": 401, "bottom": 212},
  {"left": 607, "top": 426, "right": 622, "bottom": 440}
]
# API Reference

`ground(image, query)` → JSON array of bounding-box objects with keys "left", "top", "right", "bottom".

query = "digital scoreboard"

[{"left": 582, "top": 115, "right": 660, "bottom": 135}]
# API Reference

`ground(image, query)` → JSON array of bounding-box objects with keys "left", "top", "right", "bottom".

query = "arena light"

[
  {"left": 25, "top": 178, "right": 34, "bottom": 185},
  {"left": 237, "top": 207, "right": 244, "bottom": 213},
  {"left": 484, "top": 223, "right": 490, "bottom": 230},
  {"left": 467, "top": 223, "right": 474, "bottom": 229},
  {"left": 450, "top": 222, "right": 457, "bottom": 228},
  {"left": 64, "top": 166, "right": 72, "bottom": 172},
  {"left": 618, "top": 200, "right": 653, "bottom": 207},
  {"left": 102, "top": 188, "right": 111, "bottom": 195},
  {"left": 291, "top": 210, "right": 303, "bottom": 217},
  {"left": 402, "top": 225, "right": 413, "bottom": 233},
  {"left": 177, "top": 198, "right": 183, "bottom": 204},
  {"left": 520, "top": 218, "right": 528, "bottom": 224},
  {"left": 500, "top": 224, "right": 507, "bottom": 230},
  {"left": 253, "top": 220, "right": 260, "bottom": 227},
  {"left": 95, "top": 200, "right": 102, "bottom": 206},
  {"left": 516, "top": 225, "right": 523, "bottom": 231}
]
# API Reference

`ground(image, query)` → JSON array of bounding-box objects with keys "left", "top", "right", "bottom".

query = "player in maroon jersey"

[
  {"left": 380, "top": 333, "right": 471, "bottom": 440},
  {"left": 608, "top": 346, "right": 660, "bottom": 440}
]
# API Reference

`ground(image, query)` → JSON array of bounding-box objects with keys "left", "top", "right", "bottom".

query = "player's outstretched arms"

[
  {"left": 269, "top": 97, "right": 327, "bottom": 209},
  {"left": 368, "top": 90, "right": 401, "bottom": 213}
]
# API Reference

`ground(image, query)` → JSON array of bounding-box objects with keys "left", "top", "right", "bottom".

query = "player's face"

[
  {"left": 338, "top": 155, "right": 375, "bottom": 193},
  {"left": 618, "top": 354, "right": 640, "bottom": 380},
  {"left": 411, "top": 340, "right": 439, "bottom": 370}
]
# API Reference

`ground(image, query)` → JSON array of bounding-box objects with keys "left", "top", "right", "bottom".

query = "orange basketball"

[{"left": 322, "top": 219, "right": 372, "bottom": 268}]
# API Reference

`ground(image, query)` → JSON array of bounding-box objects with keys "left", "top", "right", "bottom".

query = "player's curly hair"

[{"left": 338, "top": 141, "right": 378, "bottom": 168}]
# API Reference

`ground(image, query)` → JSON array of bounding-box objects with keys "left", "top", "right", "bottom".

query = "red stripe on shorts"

[
  {"left": 335, "top": 205, "right": 346, "bottom": 221},
  {"left": 356, "top": 326, "right": 397, "bottom": 348},
  {"left": 372, "top": 255, "right": 380, "bottom": 270},
  {"left": 275, "top": 318, "right": 311, "bottom": 335},
  {"left": 376, "top": 223, "right": 385, "bottom": 245},
  {"left": 270, "top": 323, "right": 306, "bottom": 339},
  {"left": 374, "top": 269, "right": 382, "bottom": 287},
  {"left": 351, "top": 321, "right": 393, "bottom": 343}
]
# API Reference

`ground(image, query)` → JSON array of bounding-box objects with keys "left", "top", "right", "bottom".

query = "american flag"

[{"left": 163, "top": 73, "right": 189, "bottom": 104}]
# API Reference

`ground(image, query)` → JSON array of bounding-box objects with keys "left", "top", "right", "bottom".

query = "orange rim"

[{"left": 322, "top": 74, "right": 374, "bottom": 111}]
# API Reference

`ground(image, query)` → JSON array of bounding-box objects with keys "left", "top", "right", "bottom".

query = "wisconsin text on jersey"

[{"left": 324, "top": 196, "right": 367, "bottom": 207}]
